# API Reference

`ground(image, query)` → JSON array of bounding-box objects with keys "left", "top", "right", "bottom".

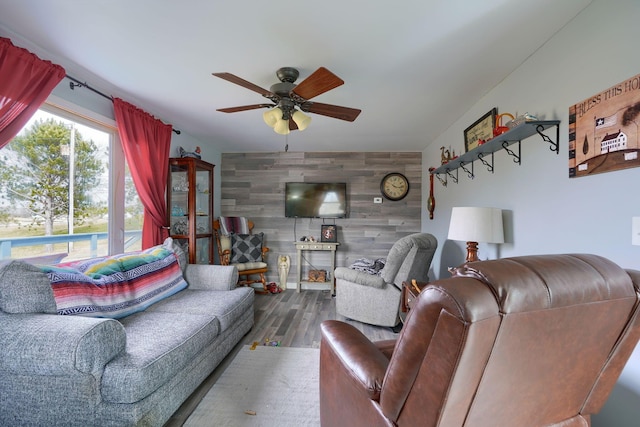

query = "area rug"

[{"left": 184, "top": 345, "right": 320, "bottom": 427}]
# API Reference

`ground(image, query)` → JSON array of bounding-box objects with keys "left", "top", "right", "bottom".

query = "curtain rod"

[{"left": 65, "top": 75, "right": 181, "bottom": 135}]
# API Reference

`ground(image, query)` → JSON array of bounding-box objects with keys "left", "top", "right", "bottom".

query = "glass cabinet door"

[
  {"left": 169, "top": 164, "right": 190, "bottom": 237},
  {"left": 195, "top": 168, "right": 211, "bottom": 235},
  {"left": 167, "top": 158, "right": 214, "bottom": 264}
]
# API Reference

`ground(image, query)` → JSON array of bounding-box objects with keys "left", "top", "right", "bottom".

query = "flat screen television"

[{"left": 285, "top": 182, "right": 347, "bottom": 218}]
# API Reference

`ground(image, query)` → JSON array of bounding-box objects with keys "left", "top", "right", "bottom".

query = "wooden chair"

[{"left": 213, "top": 218, "right": 270, "bottom": 294}]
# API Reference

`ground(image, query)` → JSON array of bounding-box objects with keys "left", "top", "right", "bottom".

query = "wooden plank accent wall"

[{"left": 220, "top": 152, "right": 422, "bottom": 287}]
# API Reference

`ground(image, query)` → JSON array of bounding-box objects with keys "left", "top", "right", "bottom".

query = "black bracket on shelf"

[
  {"left": 502, "top": 140, "right": 521, "bottom": 164},
  {"left": 435, "top": 173, "right": 447, "bottom": 187},
  {"left": 430, "top": 121, "right": 560, "bottom": 185},
  {"left": 538, "top": 124, "right": 559, "bottom": 154},
  {"left": 477, "top": 151, "right": 494, "bottom": 173},
  {"left": 445, "top": 167, "right": 458, "bottom": 184},
  {"left": 460, "top": 160, "right": 474, "bottom": 179}
]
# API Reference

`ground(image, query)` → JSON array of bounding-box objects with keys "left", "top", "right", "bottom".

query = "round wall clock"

[{"left": 380, "top": 172, "right": 409, "bottom": 201}]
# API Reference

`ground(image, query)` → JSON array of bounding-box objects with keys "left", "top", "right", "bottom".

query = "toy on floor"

[
  {"left": 263, "top": 338, "right": 281, "bottom": 347},
  {"left": 267, "top": 282, "right": 283, "bottom": 294}
]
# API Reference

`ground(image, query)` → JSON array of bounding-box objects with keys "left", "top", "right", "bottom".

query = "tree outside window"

[{"left": 0, "top": 108, "right": 143, "bottom": 259}]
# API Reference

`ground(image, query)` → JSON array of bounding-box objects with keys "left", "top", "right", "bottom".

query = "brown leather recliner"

[{"left": 320, "top": 254, "right": 640, "bottom": 427}]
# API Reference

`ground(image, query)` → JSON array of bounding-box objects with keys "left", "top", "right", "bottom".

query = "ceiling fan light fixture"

[
  {"left": 263, "top": 107, "right": 282, "bottom": 128},
  {"left": 213, "top": 67, "right": 360, "bottom": 133},
  {"left": 274, "top": 118, "right": 290, "bottom": 135},
  {"left": 292, "top": 109, "right": 311, "bottom": 131}
]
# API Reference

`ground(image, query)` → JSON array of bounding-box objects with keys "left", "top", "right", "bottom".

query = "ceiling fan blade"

[
  {"left": 212, "top": 72, "right": 276, "bottom": 98},
  {"left": 217, "top": 104, "right": 273, "bottom": 113},
  {"left": 289, "top": 119, "right": 298, "bottom": 131},
  {"left": 302, "top": 102, "right": 361, "bottom": 122},
  {"left": 292, "top": 67, "right": 344, "bottom": 100}
]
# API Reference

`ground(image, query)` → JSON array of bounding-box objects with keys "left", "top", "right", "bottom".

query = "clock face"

[{"left": 381, "top": 173, "right": 409, "bottom": 201}]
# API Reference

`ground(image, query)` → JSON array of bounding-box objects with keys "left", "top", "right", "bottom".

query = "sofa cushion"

[
  {"left": 101, "top": 310, "right": 220, "bottom": 403},
  {"left": 42, "top": 245, "right": 188, "bottom": 319},
  {"left": 147, "top": 287, "right": 254, "bottom": 333},
  {"left": 230, "top": 232, "right": 264, "bottom": 263},
  {"left": 0, "top": 260, "right": 57, "bottom": 314},
  {"left": 233, "top": 261, "right": 267, "bottom": 272},
  {"left": 335, "top": 266, "right": 386, "bottom": 289}
]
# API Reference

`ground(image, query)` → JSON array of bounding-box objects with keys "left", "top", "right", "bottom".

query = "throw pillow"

[
  {"left": 230, "top": 232, "right": 264, "bottom": 264},
  {"left": 0, "top": 259, "right": 57, "bottom": 314}
]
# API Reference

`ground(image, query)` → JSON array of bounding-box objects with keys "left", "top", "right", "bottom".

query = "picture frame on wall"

[
  {"left": 464, "top": 107, "right": 497, "bottom": 152},
  {"left": 569, "top": 72, "right": 640, "bottom": 178},
  {"left": 320, "top": 225, "right": 337, "bottom": 243}
]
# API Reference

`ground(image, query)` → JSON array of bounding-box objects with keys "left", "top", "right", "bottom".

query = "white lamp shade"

[
  {"left": 274, "top": 118, "right": 291, "bottom": 135},
  {"left": 448, "top": 207, "right": 504, "bottom": 244},
  {"left": 292, "top": 110, "right": 311, "bottom": 131},
  {"left": 263, "top": 108, "right": 282, "bottom": 128}
]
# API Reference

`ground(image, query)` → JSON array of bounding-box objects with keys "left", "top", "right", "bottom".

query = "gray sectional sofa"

[{"left": 0, "top": 246, "right": 254, "bottom": 426}]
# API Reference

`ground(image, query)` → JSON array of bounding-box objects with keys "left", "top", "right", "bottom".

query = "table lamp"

[{"left": 448, "top": 207, "right": 504, "bottom": 263}]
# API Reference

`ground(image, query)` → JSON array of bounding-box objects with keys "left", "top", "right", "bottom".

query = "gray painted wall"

[{"left": 423, "top": 0, "right": 640, "bottom": 424}]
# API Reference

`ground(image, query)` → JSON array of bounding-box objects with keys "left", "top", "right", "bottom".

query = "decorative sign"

[
  {"left": 569, "top": 73, "right": 640, "bottom": 177},
  {"left": 464, "top": 108, "right": 497, "bottom": 152}
]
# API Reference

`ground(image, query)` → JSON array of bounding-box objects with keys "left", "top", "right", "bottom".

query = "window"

[{"left": 0, "top": 98, "right": 142, "bottom": 261}]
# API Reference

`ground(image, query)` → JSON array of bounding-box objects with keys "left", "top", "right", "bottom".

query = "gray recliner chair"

[{"left": 334, "top": 233, "right": 437, "bottom": 327}]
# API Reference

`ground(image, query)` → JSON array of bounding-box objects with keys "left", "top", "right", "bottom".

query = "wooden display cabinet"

[{"left": 167, "top": 157, "right": 214, "bottom": 264}]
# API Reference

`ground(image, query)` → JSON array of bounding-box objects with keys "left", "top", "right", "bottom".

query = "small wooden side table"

[
  {"left": 400, "top": 280, "right": 428, "bottom": 323},
  {"left": 294, "top": 241, "right": 339, "bottom": 294}
]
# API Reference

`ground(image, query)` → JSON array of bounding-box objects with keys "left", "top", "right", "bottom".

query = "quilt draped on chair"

[{"left": 219, "top": 216, "right": 250, "bottom": 236}]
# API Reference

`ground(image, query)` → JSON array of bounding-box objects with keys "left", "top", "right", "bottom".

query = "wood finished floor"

[{"left": 165, "top": 289, "right": 398, "bottom": 426}]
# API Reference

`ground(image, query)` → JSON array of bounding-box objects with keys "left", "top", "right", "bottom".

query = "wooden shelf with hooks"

[{"left": 431, "top": 120, "right": 560, "bottom": 184}]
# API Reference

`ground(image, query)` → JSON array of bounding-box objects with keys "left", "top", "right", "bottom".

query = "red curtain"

[
  {"left": 113, "top": 98, "right": 173, "bottom": 248},
  {"left": 0, "top": 37, "right": 66, "bottom": 148}
]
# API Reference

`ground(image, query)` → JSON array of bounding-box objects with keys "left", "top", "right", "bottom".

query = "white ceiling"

[{"left": 0, "top": 0, "right": 592, "bottom": 153}]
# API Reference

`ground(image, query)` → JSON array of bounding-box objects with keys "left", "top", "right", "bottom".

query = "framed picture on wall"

[
  {"left": 464, "top": 107, "right": 497, "bottom": 152},
  {"left": 569, "top": 72, "right": 640, "bottom": 177},
  {"left": 320, "top": 225, "right": 337, "bottom": 243}
]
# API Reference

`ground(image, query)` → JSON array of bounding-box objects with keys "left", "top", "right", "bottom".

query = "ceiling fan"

[{"left": 212, "top": 67, "right": 361, "bottom": 134}]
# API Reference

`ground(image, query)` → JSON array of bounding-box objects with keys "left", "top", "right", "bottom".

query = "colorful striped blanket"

[{"left": 41, "top": 245, "right": 187, "bottom": 319}]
